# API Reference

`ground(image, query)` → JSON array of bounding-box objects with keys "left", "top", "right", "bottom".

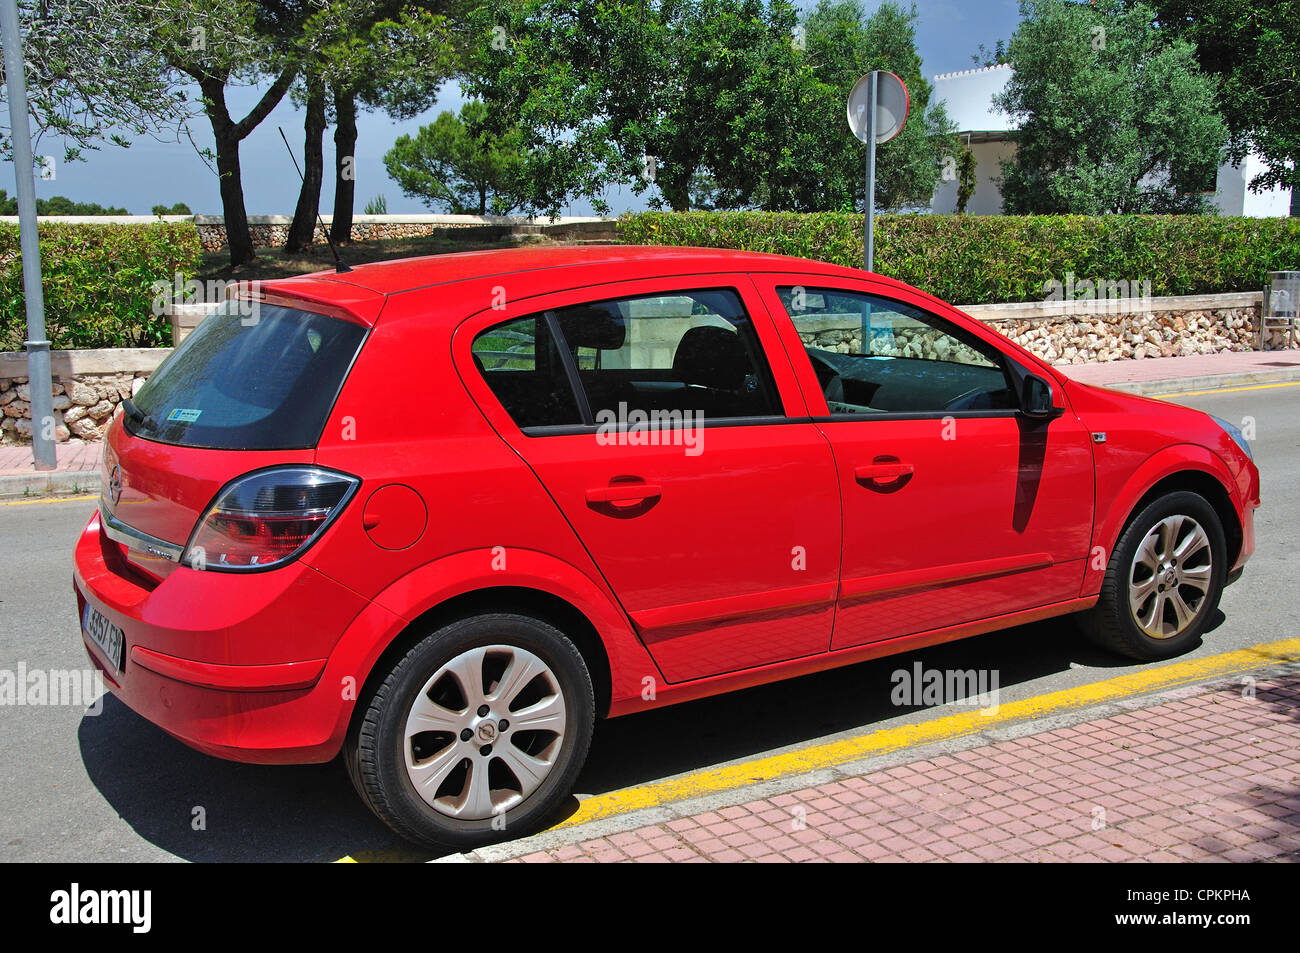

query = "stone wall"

[
  {"left": 0, "top": 291, "right": 1289, "bottom": 446},
  {"left": 962, "top": 293, "right": 1268, "bottom": 364},
  {"left": 0, "top": 350, "right": 167, "bottom": 447},
  {"left": 798, "top": 293, "right": 1272, "bottom": 365}
]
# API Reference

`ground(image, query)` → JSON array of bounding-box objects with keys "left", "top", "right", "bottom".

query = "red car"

[{"left": 73, "top": 246, "right": 1259, "bottom": 848}]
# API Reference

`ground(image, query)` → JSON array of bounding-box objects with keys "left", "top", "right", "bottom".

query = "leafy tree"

[
  {"left": 152, "top": 202, "right": 194, "bottom": 215},
  {"left": 384, "top": 101, "right": 527, "bottom": 214},
  {"left": 282, "top": 1, "right": 459, "bottom": 251},
  {"left": 1138, "top": 0, "right": 1300, "bottom": 195},
  {"left": 785, "top": 0, "right": 957, "bottom": 212},
  {"left": 0, "top": 1, "right": 193, "bottom": 163},
  {"left": 325, "top": 2, "right": 464, "bottom": 244},
  {"left": 996, "top": 0, "right": 1227, "bottom": 214},
  {"left": 466, "top": 0, "right": 951, "bottom": 214},
  {"left": 971, "top": 40, "right": 1008, "bottom": 69},
  {"left": 362, "top": 194, "right": 388, "bottom": 214},
  {"left": 955, "top": 141, "right": 977, "bottom": 214},
  {"left": 149, "top": 0, "right": 304, "bottom": 265}
]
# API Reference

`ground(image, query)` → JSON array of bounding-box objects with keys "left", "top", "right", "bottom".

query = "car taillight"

[{"left": 183, "top": 466, "right": 360, "bottom": 572}]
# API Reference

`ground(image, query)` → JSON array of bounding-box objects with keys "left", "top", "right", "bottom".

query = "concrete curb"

[
  {"left": 0, "top": 470, "right": 99, "bottom": 501},
  {"left": 440, "top": 657, "right": 1300, "bottom": 863}
]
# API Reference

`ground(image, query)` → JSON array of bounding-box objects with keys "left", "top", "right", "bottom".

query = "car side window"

[
  {"left": 471, "top": 315, "right": 585, "bottom": 428},
  {"left": 775, "top": 286, "right": 1017, "bottom": 414}
]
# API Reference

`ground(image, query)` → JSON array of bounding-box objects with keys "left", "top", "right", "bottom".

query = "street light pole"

[{"left": 1, "top": 0, "right": 56, "bottom": 469}]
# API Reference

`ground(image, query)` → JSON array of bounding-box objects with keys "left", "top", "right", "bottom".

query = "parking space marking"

[
  {"left": 0, "top": 494, "right": 97, "bottom": 507},
  {"left": 546, "top": 637, "right": 1300, "bottom": 830},
  {"left": 1155, "top": 381, "right": 1300, "bottom": 399},
  {"left": 331, "top": 637, "right": 1300, "bottom": 861}
]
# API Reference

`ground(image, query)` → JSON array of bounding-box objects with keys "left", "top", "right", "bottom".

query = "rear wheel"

[
  {"left": 346, "top": 613, "right": 594, "bottom": 850},
  {"left": 1079, "top": 491, "right": 1226, "bottom": 661}
]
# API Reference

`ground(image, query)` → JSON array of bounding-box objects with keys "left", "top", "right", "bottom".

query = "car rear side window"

[
  {"left": 125, "top": 302, "right": 366, "bottom": 450},
  {"left": 471, "top": 315, "right": 585, "bottom": 428},
  {"left": 473, "top": 289, "right": 782, "bottom": 431}
]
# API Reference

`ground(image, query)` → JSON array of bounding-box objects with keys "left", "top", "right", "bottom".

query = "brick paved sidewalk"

[
  {"left": 508, "top": 672, "right": 1300, "bottom": 863},
  {"left": 1064, "top": 347, "right": 1300, "bottom": 392}
]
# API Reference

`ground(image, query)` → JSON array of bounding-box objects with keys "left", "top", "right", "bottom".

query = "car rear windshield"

[{"left": 124, "top": 302, "right": 366, "bottom": 450}]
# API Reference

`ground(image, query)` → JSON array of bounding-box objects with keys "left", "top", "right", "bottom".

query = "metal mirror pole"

[
  {"left": 1, "top": 0, "right": 56, "bottom": 469},
  {"left": 861, "top": 71, "right": 877, "bottom": 352}
]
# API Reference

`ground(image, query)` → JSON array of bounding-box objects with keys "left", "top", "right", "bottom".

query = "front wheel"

[
  {"left": 345, "top": 613, "right": 595, "bottom": 850},
  {"left": 1078, "top": 491, "right": 1227, "bottom": 661}
]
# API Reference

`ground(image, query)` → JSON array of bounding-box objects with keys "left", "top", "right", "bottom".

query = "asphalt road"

[{"left": 1, "top": 383, "right": 1297, "bottom": 862}]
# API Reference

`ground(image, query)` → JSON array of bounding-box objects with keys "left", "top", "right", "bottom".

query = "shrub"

[
  {"left": 616, "top": 212, "right": 1300, "bottom": 304},
  {"left": 0, "top": 221, "right": 202, "bottom": 350}
]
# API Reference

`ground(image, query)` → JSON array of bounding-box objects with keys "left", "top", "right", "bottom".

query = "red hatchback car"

[{"left": 74, "top": 246, "right": 1259, "bottom": 848}]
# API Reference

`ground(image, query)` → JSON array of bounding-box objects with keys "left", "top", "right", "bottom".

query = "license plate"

[{"left": 82, "top": 603, "right": 124, "bottom": 671}]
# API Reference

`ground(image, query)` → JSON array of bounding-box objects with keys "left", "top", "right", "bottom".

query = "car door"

[
  {"left": 453, "top": 275, "right": 842, "bottom": 683},
  {"left": 753, "top": 273, "right": 1095, "bottom": 650}
]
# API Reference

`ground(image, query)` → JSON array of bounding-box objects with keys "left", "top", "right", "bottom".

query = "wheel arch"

[
  {"left": 1085, "top": 447, "right": 1242, "bottom": 597},
  {"left": 356, "top": 585, "right": 615, "bottom": 725}
]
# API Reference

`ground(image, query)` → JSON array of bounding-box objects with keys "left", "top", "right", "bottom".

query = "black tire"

[
  {"left": 1077, "top": 490, "right": 1227, "bottom": 661},
  {"left": 345, "top": 613, "right": 594, "bottom": 851}
]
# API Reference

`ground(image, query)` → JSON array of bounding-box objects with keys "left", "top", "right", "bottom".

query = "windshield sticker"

[{"left": 166, "top": 408, "right": 203, "bottom": 423}]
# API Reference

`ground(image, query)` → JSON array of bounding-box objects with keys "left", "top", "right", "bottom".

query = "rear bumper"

[{"left": 73, "top": 511, "right": 366, "bottom": 764}]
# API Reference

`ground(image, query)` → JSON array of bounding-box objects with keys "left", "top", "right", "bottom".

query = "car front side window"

[{"left": 775, "top": 286, "right": 1017, "bottom": 415}]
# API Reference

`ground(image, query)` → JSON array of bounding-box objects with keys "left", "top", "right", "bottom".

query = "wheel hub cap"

[
  {"left": 403, "top": 644, "right": 567, "bottom": 821},
  {"left": 1128, "top": 514, "right": 1213, "bottom": 640}
]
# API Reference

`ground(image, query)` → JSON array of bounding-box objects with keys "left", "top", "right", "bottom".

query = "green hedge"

[
  {"left": 617, "top": 212, "right": 1300, "bottom": 305},
  {"left": 0, "top": 221, "right": 202, "bottom": 350}
]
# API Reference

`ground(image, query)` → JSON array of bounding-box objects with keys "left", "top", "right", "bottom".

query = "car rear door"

[
  {"left": 454, "top": 275, "right": 842, "bottom": 683},
  {"left": 752, "top": 273, "right": 1095, "bottom": 650}
]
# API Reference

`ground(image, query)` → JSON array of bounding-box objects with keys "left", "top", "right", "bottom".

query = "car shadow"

[
  {"left": 573, "top": 613, "right": 1204, "bottom": 796},
  {"left": 78, "top": 611, "right": 1214, "bottom": 861},
  {"left": 77, "top": 697, "right": 443, "bottom": 862}
]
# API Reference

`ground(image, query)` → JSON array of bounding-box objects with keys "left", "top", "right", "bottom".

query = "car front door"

[
  {"left": 454, "top": 276, "right": 842, "bottom": 683},
  {"left": 753, "top": 273, "right": 1095, "bottom": 650}
]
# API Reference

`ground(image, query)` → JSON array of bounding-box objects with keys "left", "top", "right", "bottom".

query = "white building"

[{"left": 929, "top": 64, "right": 1293, "bottom": 217}]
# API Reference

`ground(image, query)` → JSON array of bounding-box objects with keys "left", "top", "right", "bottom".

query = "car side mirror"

[{"left": 1021, "top": 374, "right": 1057, "bottom": 418}]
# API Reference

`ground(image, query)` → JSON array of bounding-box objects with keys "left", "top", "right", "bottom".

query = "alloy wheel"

[
  {"left": 403, "top": 644, "right": 568, "bottom": 820},
  {"left": 1128, "top": 514, "right": 1214, "bottom": 639}
]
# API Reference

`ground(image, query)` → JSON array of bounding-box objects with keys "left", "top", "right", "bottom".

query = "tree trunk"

[
  {"left": 286, "top": 84, "right": 328, "bottom": 253},
  {"left": 214, "top": 131, "right": 254, "bottom": 266},
  {"left": 189, "top": 69, "right": 297, "bottom": 267},
  {"left": 330, "top": 88, "right": 358, "bottom": 245},
  {"left": 200, "top": 77, "right": 256, "bottom": 266}
]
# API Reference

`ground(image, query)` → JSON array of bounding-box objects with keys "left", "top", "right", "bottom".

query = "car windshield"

[{"left": 125, "top": 301, "right": 366, "bottom": 450}]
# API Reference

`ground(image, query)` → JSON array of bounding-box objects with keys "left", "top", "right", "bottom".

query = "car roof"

[{"left": 263, "top": 244, "right": 905, "bottom": 299}]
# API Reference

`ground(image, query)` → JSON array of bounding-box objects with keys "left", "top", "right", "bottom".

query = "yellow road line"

[
  {"left": 0, "top": 493, "right": 97, "bottom": 507},
  {"left": 1156, "top": 381, "right": 1300, "bottom": 399},
  {"left": 331, "top": 637, "right": 1300, "bottom": 860},
  {"left": 549, "top": 637, "right": 1300, "bottom": 830}
]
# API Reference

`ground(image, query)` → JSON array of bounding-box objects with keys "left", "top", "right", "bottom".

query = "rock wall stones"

[
  {"left": 0, "top": 373, "right": 146, "bottom": 445},
  {"left": 985, "top": 306, "right": 1264, "bottom": 364},
  {"left": 797, "top": 299, "right": 1270, "bottom": 366}
]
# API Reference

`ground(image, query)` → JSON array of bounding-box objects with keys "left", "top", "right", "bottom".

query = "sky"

[{"left": 10, "top": 0, "right": 1022, "bottom": 218}]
